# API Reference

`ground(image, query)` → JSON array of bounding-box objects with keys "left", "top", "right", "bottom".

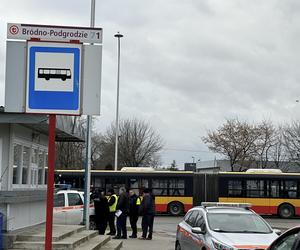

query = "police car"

[
  {"left": 53, "top": 190, "right": 95, "bottom": 229},
  {"left": 176, "top": 202, "right": 279, "bottom": 250}
]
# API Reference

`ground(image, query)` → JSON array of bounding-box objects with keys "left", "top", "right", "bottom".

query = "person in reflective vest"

[
  {"left": 128, "top": 189, "right": 141, "bottom": 238},
  {"left": 107, "top": 189, "right": 118, "bottom": 236}
]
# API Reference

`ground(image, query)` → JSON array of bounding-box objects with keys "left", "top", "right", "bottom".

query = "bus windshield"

[{"left": 207, "top": 213, "right": 272, "bottom": 234}]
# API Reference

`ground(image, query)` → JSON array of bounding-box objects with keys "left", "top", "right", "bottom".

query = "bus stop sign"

[{"left": 26, "top": 41, "right": 81, "bottom": 115}]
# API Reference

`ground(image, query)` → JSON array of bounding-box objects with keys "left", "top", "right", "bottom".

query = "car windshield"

[{"left": 207, "top": 213, "right": 272, "bottom": 233}]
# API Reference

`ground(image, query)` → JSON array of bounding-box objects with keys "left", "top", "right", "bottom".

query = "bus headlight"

[{"left": 212, "top": 239, "right": 234, "bottom": 250}]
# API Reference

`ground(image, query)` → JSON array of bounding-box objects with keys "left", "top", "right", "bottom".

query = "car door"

[
  {"left": 184, "top": 211, "right": 200, "bottom": 250},
  {"left": 177, "top": 211, "right": 193, "bottom": 249},
  {"left": 53, "top": 193, "right": 67, "bottom": 224},
  {"left": 191, "top": 211, "right": 207, "bottom": 249},
  {"left": 65, "top": 192, "right": 84, "bottom": 225}
]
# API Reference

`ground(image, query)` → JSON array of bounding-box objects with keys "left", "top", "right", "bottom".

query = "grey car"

[{"left": 176, "top": 203, "right": 279, "bottom": 250}]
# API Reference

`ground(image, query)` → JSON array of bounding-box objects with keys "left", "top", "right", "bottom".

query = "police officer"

[
  {"left": 139, "top": 188, "right": 155, "bottom": 240},
  {"left": 107, "top": 189, "right": 117, "bottom": 236},
  {"left": 94, "top": 189, "right": 109, "bottom": 235},
  {"left": 113, "top": 187, "right": 129, "bottom": 239},
  {"left": 128, "top": 189, "right": 141, "bottom": 238}
]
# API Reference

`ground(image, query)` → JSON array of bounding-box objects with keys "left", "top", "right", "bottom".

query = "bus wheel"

[
  {"left": 168, "top": 202, "right": 183, "bottom": 216},
  {"left": 278, "top": 203, "right": 294, "bottom": 218}
]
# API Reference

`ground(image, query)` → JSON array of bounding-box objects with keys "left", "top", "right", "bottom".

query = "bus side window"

[
  {"left": 270, "top": 180, "right": 280, "bottom": 198},
  {"left": 228, "top": 180, "right": 242, "bottom": 197}
]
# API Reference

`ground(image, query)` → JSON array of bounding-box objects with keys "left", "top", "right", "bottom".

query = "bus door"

[
  {"left": 269, "top": 180, "right": 280, "bottom": 214},
  {"left": 245, "top": 179, "right": 267, "bottom": 214}
]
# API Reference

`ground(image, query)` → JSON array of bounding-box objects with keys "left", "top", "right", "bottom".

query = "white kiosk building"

[{"left": 0, "top": 112, "right": 84, "bottom": 232}]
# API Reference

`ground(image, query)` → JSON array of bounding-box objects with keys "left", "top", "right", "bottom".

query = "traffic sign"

[
  {"left": 26, "top": 42, "right": 82, "bottom": 115},
  {"left": 7, "top": 23, "right": 102, "bottom": 43}
]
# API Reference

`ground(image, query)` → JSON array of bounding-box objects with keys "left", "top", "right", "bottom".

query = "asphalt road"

[{"left": 120, "top": 216, "right": 300, "bottom": 250}]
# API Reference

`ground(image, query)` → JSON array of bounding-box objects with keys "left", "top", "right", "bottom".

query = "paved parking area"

[
  {"left": 119, "top": 216, "right": 300, "bottom": 250},
  {"left": 115, "top": 233, "right": 175, "bottom": 250}
]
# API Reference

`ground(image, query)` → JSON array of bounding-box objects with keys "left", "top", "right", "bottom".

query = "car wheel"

[
  {"left": 169, "top": 202, "right": 183, "bottom": 216},
  {"left": 175, "top": 241, "right": 181, "bottom": 250},
  {"left": 279, "top": 203, "right": 294, "bottom": 218}
]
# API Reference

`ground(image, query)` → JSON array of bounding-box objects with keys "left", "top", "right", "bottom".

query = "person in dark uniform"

[
  {"left": 94, "top": 189, "right": 109, "bottom": 235},
  {"left": 128, "top": 189, "right": 141, "bottom": 238},
  {"left": 113, "top": 187, "right": 129, "bottom": 239},
  {"left": 107, "top": 189, "right": 118, "bottom": 236},
  {"left": 139, "top": 188, "right": 155, "bottom": 240}
]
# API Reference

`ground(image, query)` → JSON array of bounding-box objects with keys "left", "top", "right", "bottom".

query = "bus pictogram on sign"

[{"left": 38, "top": 68, "right": 72, "bottom": 81}]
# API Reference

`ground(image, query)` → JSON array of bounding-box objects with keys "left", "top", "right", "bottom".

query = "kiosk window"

[{"left": 13, "top": 144, "right": 22, "bottom": 184}]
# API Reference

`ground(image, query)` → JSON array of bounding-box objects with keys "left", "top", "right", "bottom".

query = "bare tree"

[
  {"left": 56, "top": 141, "right": 85, "bottom": 169},
  {"left": 90, "top": 133, "right": 103, "bottom": 167},
  {"left": 202, "top": 118, "right": 261, "bottom": 171},
  {"left": 56, "top": 116, "right": 86, "bottom": 169},
  {"left": 282, "top": 121, "right": 300, "bottom": 168},
  {"left": 92, "top": 118, "right": 164, "bottom": 169},
  {"left": 269, "top": 128, "right": 289, "bottom": 170},
  {"left": 169, "top": 160, "right": 178, "bottom": 171},
  {"left": 254, "top": 120, "right": 277, "bottom": 169}
]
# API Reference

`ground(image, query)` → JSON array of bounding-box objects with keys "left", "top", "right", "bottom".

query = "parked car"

[
  {"left": 268, "top": 226, "right": 300, "bottom": 250},
  {"left": 53, "top": 190, "right": 96, "bottom": 229},
  {"left": 176, "top": 202, "right": 280, "bottom": 250}
]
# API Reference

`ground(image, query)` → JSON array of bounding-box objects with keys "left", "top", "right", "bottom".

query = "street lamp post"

[{"left": 114, "top": 32, "right": 123, "bottom": 171}]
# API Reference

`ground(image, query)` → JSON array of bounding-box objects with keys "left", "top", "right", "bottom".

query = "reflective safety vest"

[
  {"left": 136, "top": 196, "right": 142, "bottom": 205},
  {"left": 108, "top": 194, "right": 118, "bottom": 212}
]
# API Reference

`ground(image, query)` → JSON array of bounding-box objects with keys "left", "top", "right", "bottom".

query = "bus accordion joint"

[{"left": 201, "top": 202, "right": 252, "bottom": 209}]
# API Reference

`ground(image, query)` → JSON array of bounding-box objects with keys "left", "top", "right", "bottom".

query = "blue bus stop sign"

[{"left": 26, "top": 42, "right": 81, "bottom": 115}]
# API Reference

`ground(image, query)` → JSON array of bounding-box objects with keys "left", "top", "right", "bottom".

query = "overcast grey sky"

[{"left": 1, "top": 0, "right": 300, "bottom": 168}]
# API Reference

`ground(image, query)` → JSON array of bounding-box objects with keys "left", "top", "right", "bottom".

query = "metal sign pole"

[
  {"left": 83, "top": 0, "right": 95, "bottom": 230},
  {"left": 45, "top": 114, "right": 56, "bottom": 250}
]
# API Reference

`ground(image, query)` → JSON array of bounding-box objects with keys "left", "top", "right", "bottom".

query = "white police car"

[
  {"left": 53, "top": 190, "right": 95, "bottom": 229},
  {"left": 176, "top": 202, "right": 279, "bottom": 250}
]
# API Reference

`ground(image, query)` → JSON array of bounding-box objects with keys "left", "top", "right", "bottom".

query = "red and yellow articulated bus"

[{"left": 55, "top": 168, "right": 300, "bottom": 218}]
